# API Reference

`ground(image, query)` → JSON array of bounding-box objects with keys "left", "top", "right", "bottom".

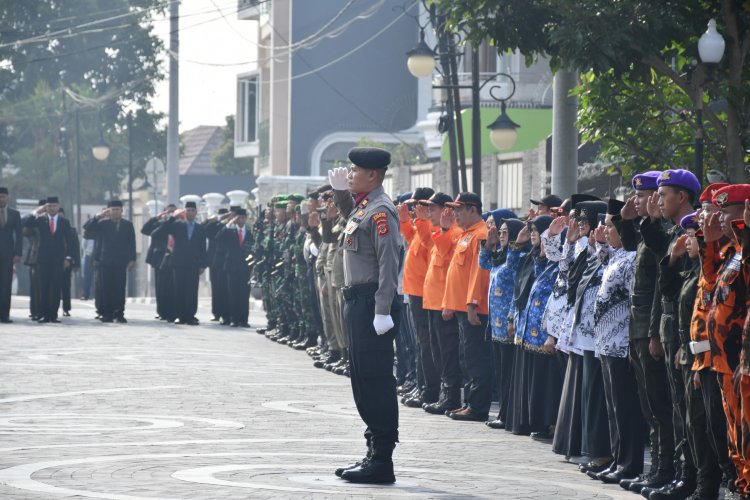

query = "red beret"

[
  {"left": 712, "top": 184, "right": 750, "bottom": 208},
  {"left": 700, "top": 182, "right": 730, "bottom": 204}
]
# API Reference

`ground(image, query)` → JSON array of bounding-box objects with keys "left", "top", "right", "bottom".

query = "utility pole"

[
  {"left": 432, "top": 7, "right": 459, "bottom": 195},
  {"left": 166, "top": 0, "right": 180, "bottom": 204},
  {"left": 551, "top": 70, "right": 578, "bottom": 199},
  {"left": 127, "top": 112, "right": 134, "bottom": 219}
]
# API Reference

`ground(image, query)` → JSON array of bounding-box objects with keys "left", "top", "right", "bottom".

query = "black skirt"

[
  {"left": 506, "top": 346, "right": 532, "bottom": 435},
  {"left": 528, "top": 350, "right": 564, "bottom": 433},
  {"left": 552, "top": 351, "right": 582, "bottom": 457}
]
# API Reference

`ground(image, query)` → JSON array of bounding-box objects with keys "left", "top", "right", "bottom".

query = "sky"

[{"left": 151, "top": 0, "right": 258, "bottom": 132}]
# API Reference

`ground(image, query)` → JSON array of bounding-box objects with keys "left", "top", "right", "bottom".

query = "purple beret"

[
  {"left": 656, "top": 169, "right": 701, "bottom": 195},
  {"left": 631, "top": 171, "right": 661, "bottom": 191},
  {"left": 680, "top": 212, "right": 700, "bottom": 230}
]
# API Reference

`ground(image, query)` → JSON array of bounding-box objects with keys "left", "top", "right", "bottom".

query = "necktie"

[
  {"left": 49, "top": 217, "right": 55, "bottom": 234},
  {"left": 187, "top": 222, "right": 194, "bottom": 240},
  {"left": 0, "top": 208, "right": 5, "bottom": 228},
  {"left": 238, "top": 228, "right": 243, "bottom": 246},
  {"left": 167, "top": 235, "right": 175, "bottom": 252}
]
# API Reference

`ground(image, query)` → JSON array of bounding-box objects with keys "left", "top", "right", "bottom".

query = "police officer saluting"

[{"left": 328, "top": 147, "right": 402, "bottom": 484}]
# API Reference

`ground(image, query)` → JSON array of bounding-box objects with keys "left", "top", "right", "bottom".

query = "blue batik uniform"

[
  {"left": 519, "top": 256, "right": 559, "bottom": 352},
  {"left": 480, "top": 245, "right": 525, "bottom": 343}
]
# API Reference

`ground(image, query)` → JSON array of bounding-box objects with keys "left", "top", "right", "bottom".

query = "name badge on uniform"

[{"left": 344, "top": 220, "right": 360, "bottom": 235}]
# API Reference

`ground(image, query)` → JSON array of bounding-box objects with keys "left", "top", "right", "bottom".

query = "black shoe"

[
  {"left": 445, "top": 405, "right": 468, "bottom": 417},
  {"left": 402, "top": 395, "right": 423, "bottom": 408},
  {"left": 400, "top": 387, "right": 420, "bottom": 404},
  {"left": 50, "top": 318, "right": 61, "bottom": 323},
  {"left": 485, "top": 418, "right": 506, "bottom": 429},
  {"left": 629, "top": 469, "right": 675, "bottom": 493},
  {"left": 0, "top": 318, "right": 12, "bottom": 323},
  {"left": 448, "top": 407, "right": 488, "bottom": 422},
  {"left": 397, "top": 382, "right": 415, "bottom": 395},
  {"left": 599, "top": 468, "right": 638, "bottom": 484},
  {"left": 115, "top": 317, "right": 127, "bottom": 323},
  {"left": 100, "top": 316, "right": 113, "bottom": 323},
  {"left": 649, "top": 478, "right": 696, "bottom": 500},
  {"left": 530, "top": 430, "right": 554, "bottom": 442},
  {"left": 255, "top": 327, "right": 267, "bottom": 335},
  {"left": 424, "top": 401, "right": 461, "bottom": 415},
  {"left": 62, "top": 311, "right": 71, "bottom": 317},
  {"left": 221, "top": 320, "right": 232, "bottom": 326},
  {"left": 37, "top": 318, "right": 50, "bottom": 323},
  {"left": 210, "top": 316, "right": 220, "bottom": 322},
  {"left": 187, "top": 318, "right": 199, "bottom": 325},
  {"left": 335, "top": 455, "right": 370, "bottom": 478},
  {"left": 340, "top": 458, "right": 395, "bottom": 484},
  {"left": 580, "top": 459, "right": 612, "bottom": 474}
]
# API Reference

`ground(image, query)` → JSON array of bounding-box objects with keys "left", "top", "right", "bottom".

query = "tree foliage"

[
  {"left": 0, "top": 0, "right": 167, "bottom": 205},
  {"left": 435, "top": 0, "right": 750, "bottom": 182}
]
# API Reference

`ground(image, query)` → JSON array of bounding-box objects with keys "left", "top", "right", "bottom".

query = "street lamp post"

[
  {"left": 91, "top": 113, "right": 135, "bottom": 218},
  {"left": 695, "top": 19, "right": 725, "bottom": 182},
  {"left": 407, "top": 21, "right": 520, "bottom": 194}
]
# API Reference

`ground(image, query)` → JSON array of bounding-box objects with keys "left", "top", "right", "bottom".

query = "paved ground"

[{"left": 0, "top": 296, "right": 656, "bottom": 499}]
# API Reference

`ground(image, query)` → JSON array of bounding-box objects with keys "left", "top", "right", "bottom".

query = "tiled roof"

[{"left": 179, "top": 125, "right": 224, "bottom": 175}]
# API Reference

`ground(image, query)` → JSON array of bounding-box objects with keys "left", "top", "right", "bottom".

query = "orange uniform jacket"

[
  {"left": 422, "top": 224, "right": 462, "bottom": 311},
  {"left": 400, "top": 218, "right": 434, "bottom": 297},
  {"left": 703, "top": 238, "right": 745, "bottom": 375},
  {"left": 442, "top": 220, "right": 489, "bottom": 314},
  {"left": 690, "top": 272, "right": 715, "bottom": 372}
]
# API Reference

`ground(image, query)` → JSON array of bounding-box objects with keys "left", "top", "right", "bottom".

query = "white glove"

[
  {"left": 373, "top": 314, "right": 394, "bottom": 335},
  {"left": 300, "top": 202, "right": 309, "bottom": 215},
  {"left": 328, "top": 166, "right": 349, "bottom": 191}
]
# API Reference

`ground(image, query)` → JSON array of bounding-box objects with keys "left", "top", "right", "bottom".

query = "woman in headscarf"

[
  {"left": 516, "top": 214, "right": 563, "bottom": 442},
  {"left": 567, "top": 200, "right": 612, "bottom": 475},
  {"left": 504, "top": 210, "right": 538, "bottom": 435},
  {"left": 479, "top": 209, "right": 522, "bottom": 429}
]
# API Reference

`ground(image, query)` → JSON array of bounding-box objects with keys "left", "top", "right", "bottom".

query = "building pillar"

[{"left": 551, "top": 69, "right": 578, "bottom": 199}]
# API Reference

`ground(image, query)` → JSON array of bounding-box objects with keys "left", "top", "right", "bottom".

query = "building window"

[
  {"left": 237, "top": 75, "right": 258, "bottom": 144},
  {"left": 497, "top": 160, "right": 523, "bottom": 212}
]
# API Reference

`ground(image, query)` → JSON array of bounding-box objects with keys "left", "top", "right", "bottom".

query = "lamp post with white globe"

[{"left": 694, "top": 19, "right": 725, "bottom": 182}]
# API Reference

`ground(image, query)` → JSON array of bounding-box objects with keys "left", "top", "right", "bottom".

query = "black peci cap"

[{"left": 348, "top": 147, "right": 391, "bottom": 170}]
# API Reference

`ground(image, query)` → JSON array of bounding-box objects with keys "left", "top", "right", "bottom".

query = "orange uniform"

[
  {"left": 690, "top": 273, "right": 715, "bottom": 371},
  {"left": 703, "top": 235, "right": 749, "bottom": 492},
  {"left": 442, "top": 220, "right": 489, "bottom": 314},
  {"left": 400, "top": 218, "right": 435, "bottom": 297},
  {"left": 422, "top": 224, "right": 462, "bottom": 311}
]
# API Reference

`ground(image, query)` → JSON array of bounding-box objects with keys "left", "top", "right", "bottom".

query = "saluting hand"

[
  {"left": 414, "top": 204, "right": 429, "bottom": 220},
  {"left": 516, "top": 225, "right": 530, "bottom": 244},
  {"left": 703, "top": 211, "right": 723, "bottom": 243},
  {"left": 485, "top": 225, "right": 499, "bottom": 250},
  {"left": 566, "top": 217, "right": 579, "bottom": 243},
  {"left": 620, "top": 196, "right": 637, "bottom": 220},
  {"left": 647, "top": 191, "right": 662, "bottom": 220},
  {"left": 440, "top": 208, "right": 455, "bottom": 230},
  {"left": 328, "top": 166, "right": 349, "bottom": 191},
  {"left": 670, "top": 234, "right": 689, "bottom": 261},
  {"left": 548, "top": 215, "right": 568, "bottom": 237},
  {"left": 397, "top": 203, "right": 411, "bottom": 223},
  {"left": 593, "top": 225, "right": 607, "bottom": 244}
]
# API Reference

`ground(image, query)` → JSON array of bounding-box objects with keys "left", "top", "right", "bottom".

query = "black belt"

[
  {"left": 630, "top": 294, "right": 653, "bottom": 306},
  {"left": 661, "top": 299, "right": 676, "bottom": 315},
  {"left": 342, "top": 282, "right": 379, "bottom": 300}
]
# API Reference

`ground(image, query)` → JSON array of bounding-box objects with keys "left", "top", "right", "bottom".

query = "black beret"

[
  {"left": 185, "top": 201, "right": 197, "bottom": 209},
  {"left": 348, "top": 147, "right": 391, "bottom": 170},
  {"left": 0, "top": 187, "right": 7, "bottom": 194},
  {"left": 229, "top": 205, "right": 240, "bottom": 212},
  {"left": 46, "top": 196, "right": 59, "bottom": 204},
  {"left": 107, "top": 200, "right": 123, "bottom": 208}
]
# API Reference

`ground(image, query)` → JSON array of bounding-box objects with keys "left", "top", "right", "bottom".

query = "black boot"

[
  {"left": 621, "top": 450, "right": 659, "bottom": 490},
  {"left": 628, "top": 468, "right": 675, "bottom": 494},
  {"left": 340, "top": 445, "right": 395, "bottom": 484},
  {"left": 335, "top": 439, "right": 371, "bottom": 478},
  {"left": 647, "top": 463, "right": 696, "bottom": 500}
]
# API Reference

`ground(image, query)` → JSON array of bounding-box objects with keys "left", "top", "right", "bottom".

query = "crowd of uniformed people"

[{"left": 4, "top": 150, "right": 750, "bottom": 496}]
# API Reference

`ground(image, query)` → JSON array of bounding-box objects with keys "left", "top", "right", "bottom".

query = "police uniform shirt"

[{"left": 334, "top": 185, "right": 401, "bottom": 315}]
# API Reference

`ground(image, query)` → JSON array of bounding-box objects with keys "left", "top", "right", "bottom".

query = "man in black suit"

[
  {"left": 0, "top": 187, "right": 23, "bottom": 323},
  {"left": 58, "top": 207, "right": 80, "bottom": 317},
  {"left": 215, "top": 208, "right": 254, "bottom": 327},
  {"left": 156, "top": 201, "right": 207, "bottom": 325},
  {"left": 204, "top": 207, "right": 233, "bottom": 324},
  {"left": 83, "top": 200, "right": 136, "bottom": 323},
  {"left": 142, "top": 203, "right": 176, "bottom": 320},
  {"left": 24, "top": 196, "right": 75, "bottom": 323},
  {"left": 23, "top": 199, "right": 47, "bottom": 320}
]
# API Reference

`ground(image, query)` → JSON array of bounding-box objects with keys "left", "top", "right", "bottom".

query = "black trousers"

[
  {"left": 100, "top": 265, "right": 127, "bottom": 319},
  {"left": 0, "top": 255, "right": 12, "bottom": 319},
  {"left": 410, "top": 295, "right": 440, "bottom": 403},
  {"left": 631, "top": 337, "right": 675, "bottom": 469},
  {"left": 698, "top": 368, "right": 734, "bottom": 480},
  {"left": 601, "top": 355, "right": 646, "bottom": 474},
  {"left": 29, "top": 265, "right": 40, "bottom": 318},
  {"left": 428, "top": 309, "right": 462, "bottom": 406},
  {"left": 553, "top": 352, "right": 583, "bottom": 457},
  {"left": 456, "top": 311, "right": 492, "bottom": 416},
  {"left": 684, "top": 365, "right": 721, "bottom": 487},
  {"left": 507, "top": 347, "right": 532, "bottom": 435},
  {"left": 38, "top": 260, "right": 63, "bottom": 320},
  {"left": 210, "top": 265, "right": 228, "bottom": 320},
  {"left": 156, "top": 266, "right": 175, "bottom": 320},
  {"left": 492, "top": 341, "right": 515, "bottom": 422},
  {"left": 344, "top": 290, "right": 400, "bottom": 453},
  {"left": 173, "top": 266, "right": 199, "bottom": 322},
  {"left": 663, "top": 337, "right": 691, "bottom": 472},
  {"left": 582, "top": 350, "right": 611, "bottom": 459},
  {"left": 528, "top": 350, "right": 564, "bottom": 433},
  {"left": 94, "top": 265, "right": 102, "bottom": 315},
  {"left": 61, "top": 265, "right": 72, "bottom": 312},
  {"left": 227, "top": 268, "right": 250, "bottom": 325}
]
